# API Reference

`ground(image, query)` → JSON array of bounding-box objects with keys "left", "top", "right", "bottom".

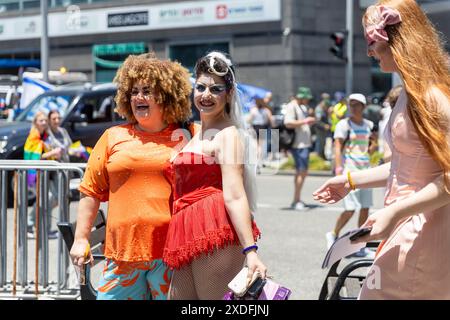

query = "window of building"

[
  {"left": 0, "top": 2, "right": 20, "bottom": 12},
  {"left": 22, "top": 0, "right": 40, "bottom": 9},
  {"left": 53, "top": 0, "right": 120, "bottom": 7},
  {"left": 169, "top": 42, "right": 230, "bottom": 73}
]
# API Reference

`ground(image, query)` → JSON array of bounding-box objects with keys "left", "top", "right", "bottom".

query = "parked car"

[
  {"left": 0, "top": 83, "right": 120, "bottom": 159},
  {"left": 0, "top": 74, "right": 20, "bottom": 119},
  {"left": 0, "top": 83, "right": 121, "bottom": 205},
  {"left": 0, "top": 82, "right": 201, "bottom": 205}
]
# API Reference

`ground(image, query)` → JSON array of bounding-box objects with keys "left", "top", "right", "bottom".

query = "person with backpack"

[
  {"left": 284, "top": 87, "right": 316, "bottom": 211},
  {"left": 324, "top": 93, "right": 376, "bottom": 257}
]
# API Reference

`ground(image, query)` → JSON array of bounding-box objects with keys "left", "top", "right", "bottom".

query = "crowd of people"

[
  {"left": 18, "top": 0, "right": 450, "bottom": 301},
  {"left": 24, "top": 109, "right": 83, "bottom": 239},
  {"left": 246, "top": 85, "right": 393, "bottom": 217}
]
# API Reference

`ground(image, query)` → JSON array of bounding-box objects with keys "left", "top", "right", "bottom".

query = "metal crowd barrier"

[{"left": 0, "top": 160, "right": 86, "bottom": 299}]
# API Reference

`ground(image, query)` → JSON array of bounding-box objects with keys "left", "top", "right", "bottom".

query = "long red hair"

[{"left": 364, "top": 0, "right": 450, "bottom": 193}]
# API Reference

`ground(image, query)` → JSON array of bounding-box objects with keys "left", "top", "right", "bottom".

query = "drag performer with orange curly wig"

[{"left": 70, "top": 53, "right": 195, "bottom": 300}]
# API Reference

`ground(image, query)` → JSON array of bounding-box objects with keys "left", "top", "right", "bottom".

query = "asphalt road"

[
  {"left": 2, "top": 171, "right": 385, "bottom": 300},
  {"left": 254, "top": 171, "right": 384, "bottom": 300}
]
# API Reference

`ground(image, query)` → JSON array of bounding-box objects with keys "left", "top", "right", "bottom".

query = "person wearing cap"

[
  {"left": 284, "top": 87, "right": 316, "bottom": 210},
  {"left": 324, "top": 93, "right": 376, "bottom": 257}
]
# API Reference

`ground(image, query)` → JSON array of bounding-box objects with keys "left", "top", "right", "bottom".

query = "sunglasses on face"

[{"left": 195, "top": 83, "right": 227, "bottom": 95}]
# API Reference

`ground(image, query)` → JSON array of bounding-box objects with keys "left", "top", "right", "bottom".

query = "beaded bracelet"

[{"left": 242, "top": 244, "right": 258, "bottom": 255}]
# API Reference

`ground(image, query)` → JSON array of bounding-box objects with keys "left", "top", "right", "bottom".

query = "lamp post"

[
  {"left": 346, "top": 0, "right": 354, "bottom": 96},
  {"left": 41, "top": 0, "right": 49, "bottom": 82}
]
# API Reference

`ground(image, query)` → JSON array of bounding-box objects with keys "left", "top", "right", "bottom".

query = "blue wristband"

[{"left": 242, "top": 244, "right": 258, "bottom": 255}]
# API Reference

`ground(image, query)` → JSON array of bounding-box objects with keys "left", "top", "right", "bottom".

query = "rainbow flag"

[
  {"left": 24, "top": 127, "right": 45, "bottom": 187},
  {"left": 69, "top": 141, "right": 92, "bottom": 161}
]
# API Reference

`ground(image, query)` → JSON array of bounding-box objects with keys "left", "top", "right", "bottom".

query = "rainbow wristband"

[{"left": 242, "top": 244, "right": 258, "bottom": 255}]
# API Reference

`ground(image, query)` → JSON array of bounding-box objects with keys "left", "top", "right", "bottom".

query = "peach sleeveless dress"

[{"left": 359, "top": 89, "right": 450, "bottom": 299}]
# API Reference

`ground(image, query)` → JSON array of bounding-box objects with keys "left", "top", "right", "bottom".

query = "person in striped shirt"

[{"left": 325, "top": 93, "right": 376, "bottom": 257}]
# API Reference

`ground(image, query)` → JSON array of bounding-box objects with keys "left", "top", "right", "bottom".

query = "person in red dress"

[{"left": 163, "top": 51, "right": 267, "bottom": 299}]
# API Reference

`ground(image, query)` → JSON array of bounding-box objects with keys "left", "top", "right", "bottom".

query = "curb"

[
  {"left": 259, "top": 168, "right": 333, "bottom": 177},
  {"left": 275, "top": 170, "right": 333, "bottom": 177}
]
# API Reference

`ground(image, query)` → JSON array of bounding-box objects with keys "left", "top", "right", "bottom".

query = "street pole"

[
  {"left": 346, "top": 0, "right": 354, "bottom": 96},
  {"left": 41, "top": 0, "right": 49, "bottom": 82}
]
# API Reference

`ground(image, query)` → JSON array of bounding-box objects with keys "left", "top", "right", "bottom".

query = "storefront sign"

[
  {"left": 0, "top": 0, "right": 280, "bottom": 41},
  {"left": 93, "top": 42, "right": 147, "bottom": 56},
  {"left": 107, "top": 11, "right": 149, "bottom": 28},
  {"left": 159, "top": 7, "right": 204, "bottom": 24},
  {"left": 216, "top": 3, "right": 265, "bottom": 20}
]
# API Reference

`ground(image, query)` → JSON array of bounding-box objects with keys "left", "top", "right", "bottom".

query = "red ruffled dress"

[{"left": 163, "top": 152, "right": 261, "bottom": 270}]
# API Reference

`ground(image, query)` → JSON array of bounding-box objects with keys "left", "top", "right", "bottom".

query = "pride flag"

[
  {"left": 69, "top": 141, "right": 92, "bottom": 161},
  {"left": 24, "top": 127, "right": 46, "bottom": 187}
]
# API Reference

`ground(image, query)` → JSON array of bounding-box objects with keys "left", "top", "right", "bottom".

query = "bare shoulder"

[
  {"left": 216, "top": 125, "right": 240, "bottom": 139},
  {"left": 214, "top": 125, "right": 241, "bottom": 149},
  {"left": 214, "top": 125, "right": 245, "bottom": 163}
]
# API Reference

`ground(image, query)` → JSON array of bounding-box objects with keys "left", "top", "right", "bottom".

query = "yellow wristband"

[
  {"left": 84, "top": 243, "right": 90, "bottom": 258},
  {"left": 347, "top": 171, "right": 356, "bottom": 191}
]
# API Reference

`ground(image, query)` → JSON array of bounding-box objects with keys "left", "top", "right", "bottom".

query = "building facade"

[{"left": 0, "top": 0, "right": 448, "bottom": 106}]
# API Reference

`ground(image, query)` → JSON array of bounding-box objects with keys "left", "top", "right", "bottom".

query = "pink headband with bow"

[{"left": 364, "top": 5, "right": 402, "bottom": 45}]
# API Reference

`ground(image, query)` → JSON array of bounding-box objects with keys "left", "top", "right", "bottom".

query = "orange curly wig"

[{"left": 114, "top": 52, "right": 192, "bottom": 124}]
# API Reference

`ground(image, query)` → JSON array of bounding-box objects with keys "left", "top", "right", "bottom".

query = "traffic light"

[{"left": 330, "top": 32, "right": 346, "bottom": 60}]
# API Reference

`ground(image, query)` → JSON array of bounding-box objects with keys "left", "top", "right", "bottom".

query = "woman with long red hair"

[{"left": 313, "top": 0, "right": 450, "bottom": 299}]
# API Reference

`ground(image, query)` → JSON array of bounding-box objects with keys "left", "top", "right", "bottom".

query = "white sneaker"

[
  {"left": 325, "top": 231, "right": 337, "bottom": 250},
  {"left": 291, "top": 201, "right": 306, "bottom": 211}
]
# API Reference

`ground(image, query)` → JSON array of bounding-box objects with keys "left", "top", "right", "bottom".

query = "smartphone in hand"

[
  {"left": 349, "top": 227, "right": 372, "bottom": 242},
  {"left": 228, "top": 267, "right": 260, "bottom": 297},
  {"left": 246, "top": 277, "right": 266, "bottom": 298}
]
